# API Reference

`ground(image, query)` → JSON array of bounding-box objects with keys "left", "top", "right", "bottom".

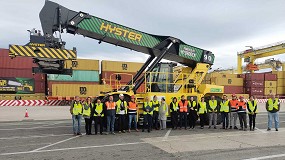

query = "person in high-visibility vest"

[
  {"left": 128, "top": 95, "right": 139, "bottom": 132},
  {"left": 247, "top": 96, "right": 257, "bottom": 131},
  {"left": 83, "top": 97, "right": 93, "bottom": 135},
  {"left": 105, "top": 95, "right": 117, "bottom": 135},
  {"left": 93, "top": 98, "right": 104, "bottom": 135},
  {"left": 159, "top": 97, "right": 168, "bottom": 130},
  {"left": 188, "top": 96, "right": 198, "bottom": 129},
  {"left": 116, "top": 94, "right": 128, "bottom": 133},
  {"left": 237, "top": 96, "right": 247, "bottom": 131},
  {"left": 170, "top": 97, "right": 179, "bottom": 129},
  {"left": 266, "top": 94, "right": 280, "bottom": 131},
  {"left": 143, "top": 97, "right": 154, "bottom": 133},
  {"left": 229, "top": 94, "right": 239, "bottom": 130},
  {"left": 152, "top": 95, "right": 160, "bottom": 130},
  {"left": 178, "top": 95, "right": 188, "bottom": 130},
  {"left": 207, "top": 95, "right": 218, "bottom": 129},
  {"left": 70, "top": 96, "right": 83, "bottom": 135},
  {"left": 220, "top": 95, "right": 230, "bottom": 130},
  {"left": 198, "top": 97, "right": 207, "bottom": 129}
]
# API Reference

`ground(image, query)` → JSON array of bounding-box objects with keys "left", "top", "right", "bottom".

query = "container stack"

[
  {"left": 273, "top": 71, "right": 285, "bottom": 96},
  {"left": 101, "top": 60, "right": 144, "bottom": 92},
  {"left": 264, "top": 73, "right": 277, "bottom": 96},
  {"left": 209, "top": 73, "right": 244, "bottom": 94},
  {"left": 0, "top": 48, "right": 46, "bottom": 98},
  {"left": 47, "top": 59, "right": 100, "bottom": 97},
  {"left": 244, "top": 73, "right": 265, "bottom": 97}
]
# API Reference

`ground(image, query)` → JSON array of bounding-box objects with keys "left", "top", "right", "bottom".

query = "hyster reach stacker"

[{"left": 9, "top": 1, "right": 224, "bottom": 120}]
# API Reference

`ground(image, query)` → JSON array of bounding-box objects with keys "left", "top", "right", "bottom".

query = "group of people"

[{"left": 69, "top": 93, "right": 280, "bottom": 135}]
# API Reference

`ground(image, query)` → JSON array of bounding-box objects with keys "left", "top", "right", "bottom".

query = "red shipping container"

[
  {"left": 101, "top": 71, "right": 137, "bottom": 83},
  {"left": 245, "top": 80, "right": 264, "bottom": 88},
  {"left": 224, "top": 86, "right": 244, "bottom": 94},
  {"left": 264, "top": 73, "right": 277, "bottom": 81},
  {"left": 35, "top": 80, "right": 46, "bottom": 93},
  {"left": 0, "top": 48, "right": 9, "bottom": 57},
  {"left": 0, "top": 68, "right": 45, "bottom": 81},
  {"left": 245, "top": 87, "right": 264, "bottom": 95},
  {"left": 245, "top": 73, "right": 265, "bottom": 81}
]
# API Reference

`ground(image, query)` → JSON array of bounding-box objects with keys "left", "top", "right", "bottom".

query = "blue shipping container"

[{"left": 47, "top": 70, "right": 99, "bottom": 82}]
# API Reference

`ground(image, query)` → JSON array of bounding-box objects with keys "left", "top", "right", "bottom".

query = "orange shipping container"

[
  {"left": 264, "top": 87, "right": 277, "bottom": 95},
  {"left": 101, "top": 60, "right": 143, "bottom": 72}
]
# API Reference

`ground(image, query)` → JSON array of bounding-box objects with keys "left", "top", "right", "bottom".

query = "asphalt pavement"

[{"left": 0, "top": 113, "right": 284, "bottom": 160}]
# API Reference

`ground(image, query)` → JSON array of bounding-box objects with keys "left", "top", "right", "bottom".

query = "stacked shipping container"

[
  {"left": 209, "top": 74, "right": 244, "bottom": 94},
  {"left": 244, "top": 73, "right": 265, "bottom": 96},
  {"left": 264, "top": 73, "right": 277, "bottom": 96},
  {"left": 273, "top": 71, "right": 285, "bottom": 96}
]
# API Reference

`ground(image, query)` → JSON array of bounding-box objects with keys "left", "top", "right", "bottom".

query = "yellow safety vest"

[
  {"left": 94, "top": 103, "right": 104, "bottom": 117},
  {"left": 267, "top": 98, "right": 279, "bottom": 111},
  {"left": 198, "top": 102, "right": 207, "bottom": 114},
  {"left": 247, "top": 100, "right": 258, "bottom": 114},
  {"left": 82, "top": 104, "right": 91, "bottom": 117},
  {"left": 220, "top": 100, "right": 229, "bottom": 113},
  {"left": 73, "top": 102, "right": 83, "bottom": 115},
  {"left": 160, "top": 103, "right": 169, "bottom": 116},
  {"left": 116, "top": 99, "right": 127, "bottom": 114},
  {"left": 209, "top": 100, "right": 218, "bottom": 112},
  {"left": 189, "top": 101, "right": 197, "bottom": 111},
  {"left": 170, "top": 102, "right": 179, "bottom": 112},
  {"left": 143, "top": 101, "right": 153, "bottom": 115},
  {"left": 152, "top": 100, "right": 160, "bottom": 112}
]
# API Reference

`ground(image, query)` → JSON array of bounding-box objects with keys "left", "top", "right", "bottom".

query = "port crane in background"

[
  {"left": 237, "top": 41, "right": 285, "bottom": 74},
  {"left": 8, "top": 0, "right": 224, "bottom": 109}
]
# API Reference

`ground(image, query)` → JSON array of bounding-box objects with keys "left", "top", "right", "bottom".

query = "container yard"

[{"left": 1, "top": 1, "right": 285, "bottom": 160}]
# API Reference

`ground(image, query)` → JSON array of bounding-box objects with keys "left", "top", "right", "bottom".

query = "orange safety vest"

[
  {"left": 105, "top": 101, "right": 116, "bottom": 110},
  {"left": 229, "top": 100, "right": 239, "bottom": 109},
  {"left": 128, "top": 101, "right": 137, "bottom": 111},
  {"left": 238, "top": 101, "right": 247, "bottom": 112},
  {"left": 178, "top": 100, "right": 188, "bottom": 112}
]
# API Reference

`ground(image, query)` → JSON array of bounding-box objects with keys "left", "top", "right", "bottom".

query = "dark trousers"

[
  {"left": 84, "top": 118, "right": 92, "bottom": 135},
  {"left": 248, "top": 114, "right": 256, "bottom": 129},
  {"left": 238, "top": 112, "right": 247, "bottom": 129},
  {"left": 153, "top": 111, "right": 159, "bottom": 129},
  {"left": 94, "top": 116, "right": 103, "bottom": 134},
  {"left": 118, "top": 114, "right": 126, "bottom": 131},
  {"left": 199, "top": 113, "right": 206, "bottom": 127},
  {"left": 221, "top": 112, "right": 229, "bottom": 129},
  {"left": 143, "top": 114, "right": 153, "bottom": 132},
  {"left": 179, "top": 112, "right": 188, "bottom": 129},
  {"left": 189, "top": 110, "right": 197, "bottom": 128},
  {"left": 171, "top": 112, "right": 178, "bottom": 129}
]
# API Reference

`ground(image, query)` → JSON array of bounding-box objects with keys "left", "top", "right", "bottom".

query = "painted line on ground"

[
  {"left": 0, "top": 143, "right": 51, "bottom": 149},
  {"left": 33, "top": 136, "right": 79, "bottom": 151},
  {"left": 0, "top": 134, "right": 73, "bottom": 140},
  {"left": 244, "top": 154, "right": 285, "bottom": 160},
  {"left": 163, "top": 129, "right": 172, "bottom": 141},
  {"left": 255, "top": 128, "right": 267, "bottom": 133}
]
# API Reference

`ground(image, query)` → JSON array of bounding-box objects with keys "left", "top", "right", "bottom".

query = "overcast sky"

[{"left": 1, "top": 0, "right": 285, "bottom": 71}]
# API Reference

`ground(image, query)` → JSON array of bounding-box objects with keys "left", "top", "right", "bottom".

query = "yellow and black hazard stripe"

[{"left": 9, "top": 45, "right": 77, "bottom": 59}]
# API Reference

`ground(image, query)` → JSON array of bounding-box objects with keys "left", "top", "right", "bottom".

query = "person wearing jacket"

[
  {"left": 237, "top": 96, "right": 247, "bottom": 131},
  {"left": 128, "top": 95, "right": 139, "bottom": 132},
  {"left": 179, "top": 95, "right": 188, "bottom": 130},
  {"left": 116, "top": 94, "right": 127, "bottom": 133},
  {"left": 143, "top": 97, "right": 154, "bottom": 133},
  {"left": 220, "top": 95, "right": 230, "bottom": 130},
  {"left": 159, "top": 97, "right": 168, "bottom": 130},
  {"left": 93, "top": 98, "right": 104, "bottom": 135},
  {"left": 208, "top": 96, "right": 218, "bottom": 129},
  {"left": 197, "top": 97, "right": 207, "bottom": 129},
  {"left": 247, "top": 96, "right": 257, "bottom": 131},
  {"left": 83, "top": 97, "right": 93, "bottom": 135},
  {"left": 188, "top": 96, "right": 198, "bottom": 129},
  {"left": 170, "top": 97, "right": 179, "bottom": 129},
  {"left": 70, "top": 96, "right": 83, "bottom": 136},
  {"left": 152, "top": 95, "right": 160, "bottom": 130},
  {"left": 229, "top": 94, "right": 239, "bottom": 129},
  {"left": 105, "top": 95, "right": 117, "bottom": 135},
  {"left": 266, "top": 94, "right": 280, "bottom": 131}
]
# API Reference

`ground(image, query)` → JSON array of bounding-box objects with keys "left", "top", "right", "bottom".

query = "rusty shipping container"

[
  {"left": 245, "top": 87, "right": 264, "bottom": 95},
  {"left": 101, "top": 60, "right": 143, "bottom": 73},
  {"left": 224, "top": 86, "right": 244, "bottom": 94},
  {"left": 264, "top": 73, "right": 277, "bottom": 81},
  {"left": 65, "top": 59, "right": 99, "bottom": 71},
  {"left": 245, "top": 80, "right": 265, "bottom": 88},
  {"left": 264, "top": 87, "right": 277, "bottom": 95},
  {"left": 245, "top": 73, "right": 265, "bottom": 81},
  {"left": 277, "top": 79, "right": 285, "bottom": 87},
  {"left": 264, "top": 81, "right": 277, "bottom": 88},
  {"left": 210, "top": 77, "right": 243, "bottom": 86}
]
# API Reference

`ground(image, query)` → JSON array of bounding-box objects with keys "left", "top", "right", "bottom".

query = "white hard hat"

[{"left": 119, "top": 94, "right": 124, "bottom": 97}]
